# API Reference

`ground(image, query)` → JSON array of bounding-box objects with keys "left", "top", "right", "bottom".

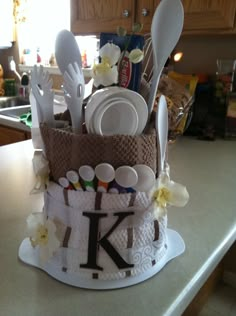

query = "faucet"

[
  {"left": 9, "top": 57, "right": 29, "bottom": 98},
  {"left": 9, "top": 58, "right": 22, "bottom": 82}
]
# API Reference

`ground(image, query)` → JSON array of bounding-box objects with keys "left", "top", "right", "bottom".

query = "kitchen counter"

[{"left": 0, "top": 137, "right": 235, "bottom": 316}]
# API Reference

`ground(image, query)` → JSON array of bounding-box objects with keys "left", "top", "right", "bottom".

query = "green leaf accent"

[
  {"left": 117, "top": 26, "right": 127, "bottom": 37},
  {"left": 132, "top": 22, "right": 143, "bottom": 33}
]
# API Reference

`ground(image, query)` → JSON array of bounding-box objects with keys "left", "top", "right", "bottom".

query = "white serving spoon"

[
  {"left": 147, "top": 0, "right": 184, "bottom": 117},
  {"left": 156, "top": 95, "right": 169, "bottom": 174},
  {"left": 55, "top": 29, "right": 82, "bottom": 75},
  {"left": 55, "top": 30, "right": 94, "bottom": 101}
]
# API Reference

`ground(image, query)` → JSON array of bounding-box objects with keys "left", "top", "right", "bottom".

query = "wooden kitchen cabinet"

[
  {"left": 71, "top": 0, "right": 134, "bottom": 34},
  {"left": 71, "top": 0, "right": 160, "bottom": 35},
  {"left": 182, "top": 0, "right": 236, "bottom": 33},
  {"left": 0, "top": 125, "right": 31, "bottom": 146},
  {"left": 136, "top": 0, "right": 160, "bottom": 33},
  {"left": 71, "top": 0, "right": 236, "bottom": 36}
]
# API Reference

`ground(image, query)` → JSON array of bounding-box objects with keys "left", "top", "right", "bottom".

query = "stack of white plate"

[{"left": 85, "top": 87, "right": 148, "bottom": 136}]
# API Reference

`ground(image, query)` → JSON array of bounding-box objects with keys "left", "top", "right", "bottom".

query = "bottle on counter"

[
  {"left": 19, "top": 73, "right": 29, "bottom": 98},
  {"left": 4, "top": 79, "right": 16, "bottom": 96},
  {"left": 81, "top": 49, "right": 88, "bottom": 68}
]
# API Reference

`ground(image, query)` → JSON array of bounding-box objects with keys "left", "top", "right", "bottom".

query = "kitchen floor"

[{"left": 198, "top": 281, "right": 236, "bottom": 316}]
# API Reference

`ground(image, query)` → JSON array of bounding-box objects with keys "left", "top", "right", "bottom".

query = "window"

[{"left": 17, "top": 0, "right": 70, "bottom": 65}]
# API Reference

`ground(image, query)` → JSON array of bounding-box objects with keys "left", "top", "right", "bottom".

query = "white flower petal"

[
  {"left": 48, "top": 231, "right": 60, "bottom": 249},
  {"left": 154, "top": 206, "right": 167, "bottom": 219},
  {"left": 159, "top": 170, "right": 170, "bottom": 185},
  {"left": 39, "top": 246, "right": 50, "bottom": 264},
  {"left": 93, "top": 66, "right": 119, "bottom": 87},
  {"left": 46, "top": 218, "right": 57, "bottom": 234},
  {"left": 32, "top": 151, "right": 49, "bottom": 176},
  {"left": 167, "top": 181, "right": 189, "bottom": 207},
  {"left": 99, "top": 43, "right": 121, "bottom": 66},
  {"left": 27, "top": 214, "right": 60, "bottom": 264},
  {"left": 129, "top": 49, "right": 144, "bottom": 64},
  {"left": 27, "top": 212, "right": 44, "bottom": 236},
  {"left": 39, "top": 228, "right": 60, "bottom": 264},
  {"left": 151, "top": 168, "right": 189, "bottom": 209}
]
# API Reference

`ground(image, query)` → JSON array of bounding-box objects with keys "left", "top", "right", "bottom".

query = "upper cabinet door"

[
  {"left": 136, "top": 0, "right": 161, "bottom": 33},
  {"left": 182, "top": 0, "right": 236, "bottom": 32},
  {"left": 71, "top": 0, "right": 236, "bottom": 36},
  {"left": 71, "top": 0, "right": 135, "bottom": 35}
]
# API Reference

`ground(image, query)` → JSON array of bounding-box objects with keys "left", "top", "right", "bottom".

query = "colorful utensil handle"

[
  {"left": 66, "top": 170, "right": 83, "bottom": 191},
  {"left": 108, "top": 180, "right": 126, "bottom": 194},
  {"left": 84, "top": 180, "right": 95, "bottom": 192},
  {"left": 72, "top": 182, "right": 83, "bottom": 191},
  {"left": 97, "top": 180, "right": 108, "bottom": 193},
  {"left": 58, "top": 177, "right": 74, "bottom": 190}
]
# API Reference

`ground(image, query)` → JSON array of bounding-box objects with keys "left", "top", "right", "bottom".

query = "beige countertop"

[{"left": 0, "top": 137, "right": 235, "bottom": 316}]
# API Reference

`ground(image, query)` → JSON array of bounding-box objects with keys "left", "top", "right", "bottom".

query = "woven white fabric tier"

[{"left": 44, "top": 181, "right": 168, "bottom": 281}]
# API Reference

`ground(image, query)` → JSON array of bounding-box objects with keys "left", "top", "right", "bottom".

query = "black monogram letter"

[{"left": 80, "top": 212, "right": 134, "bottom": 271}]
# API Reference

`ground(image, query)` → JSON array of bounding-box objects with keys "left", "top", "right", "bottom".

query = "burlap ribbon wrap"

[{"left": 40, "top": 124, "right": 158, "bottom": 181}]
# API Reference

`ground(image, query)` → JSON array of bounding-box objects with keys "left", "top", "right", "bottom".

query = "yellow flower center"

[
  {"left": 153, "top": 187, "right": 171, "bottom": 208},
  {"left": 102, "top": 56, "right": 111, "bottom": 65},
  {"left": 93, "top": 56, "right": 112, "bottom": 75},
  {"left": 30, "top": 224, "right": 48, "bottom": 247}
]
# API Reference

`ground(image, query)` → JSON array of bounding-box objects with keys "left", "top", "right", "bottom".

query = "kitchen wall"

[
  {"left": 174, "top": 34, "right": 236, "bottom": 75},
  {"left": 1, "top": 34, "right": 236, "bottom": 81}
]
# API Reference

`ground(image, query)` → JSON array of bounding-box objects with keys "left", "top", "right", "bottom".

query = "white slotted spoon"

[
  {"left": 55, "top": 29, "right": 93, "bottom": 103},
  {"left": 30, "top": 65, "right": 55, "bottom": 127},
  {"left": 63, "top": 62, "right": 85, "bottom": 132},
  {"left": 147, "top": 0, "right": 184, "bottom": 118},
  {"left": 55, "top": 29, "right": 82, "bottom": 75}
]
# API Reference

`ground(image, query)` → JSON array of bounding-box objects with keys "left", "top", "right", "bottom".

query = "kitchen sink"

[
  {"left": 0, "top": 96, "right": 30, "bottom": 109},
  {"left": 0, "top": 105, "right": 31, "bottom": 119}
]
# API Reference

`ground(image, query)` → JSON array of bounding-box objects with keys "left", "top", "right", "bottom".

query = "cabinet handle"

[
  {"left": 122, "top": 9, "right": 129, "bottom": 18},
  {"left": 142, "top": 8, "right": 149, "bottom": 17}
]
